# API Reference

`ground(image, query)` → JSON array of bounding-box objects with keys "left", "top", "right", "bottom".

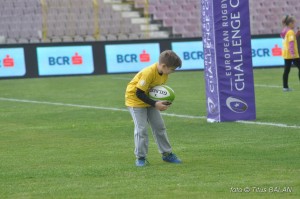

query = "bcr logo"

[
  {"left": 116, "top": 50, "right": 151, "bottom": 63},
  {"left": 48, "top": 52, "right": 83, "bottom": 66},
  {"left": 2, "top": 55, "right": 15, "bottom": 67},
  {"left": 272, "top": 44, "right": 282, "bottom": 56},
  {"left": 139, "top": 50, "right": 150, "bottom": 62}
]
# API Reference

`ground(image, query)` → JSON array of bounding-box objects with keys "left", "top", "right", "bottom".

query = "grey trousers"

[{"left": 128, "top": 107, "right": 172, "bottom": 158}]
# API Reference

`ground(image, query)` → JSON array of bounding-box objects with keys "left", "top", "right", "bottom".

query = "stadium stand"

[{"left": 0, "top": 0, "right": 300, "bottom": 44}]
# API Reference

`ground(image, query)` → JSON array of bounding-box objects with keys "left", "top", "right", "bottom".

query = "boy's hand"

[
  {"left": 155, "top": 101, "right": 171, "bottom": 111},
  {"left": 162, "top": 101, "right": 172, "bottom": 105}
]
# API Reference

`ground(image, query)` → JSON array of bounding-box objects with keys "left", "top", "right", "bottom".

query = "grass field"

[{"left": 0, "top": 67, "right": 299, "bottom": 199}]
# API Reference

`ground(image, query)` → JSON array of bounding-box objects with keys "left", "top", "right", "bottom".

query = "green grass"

[{"left": 0, "top": 68, "right": 299, "bottom": 199}]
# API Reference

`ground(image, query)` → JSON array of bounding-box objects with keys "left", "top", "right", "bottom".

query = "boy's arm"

[
  {"left": 136, "top": 88, "right": 156, "bottom": 107},
  {"left": 136, "top": 88, "right": 171, "bottom": 111}
]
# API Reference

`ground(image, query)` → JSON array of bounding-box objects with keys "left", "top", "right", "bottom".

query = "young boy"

[{"left": 125, "top": 50, "right": 182, "bottom": 167}]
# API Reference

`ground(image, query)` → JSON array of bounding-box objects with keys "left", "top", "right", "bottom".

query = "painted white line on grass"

[
  {"left": 111, "top": 77, "right": 131, "bottom": 80},
  {"left": 255, "top": 84, "right": 282, "bottom": 88},
  {"left": 161, "top": 112, "right": 206, "bottom": 119},
  {"left": 112, "top": 78, "right": 282, "bottom": 88},
  {"left": 0, "top": 97, "right": 299, "bottom": 129},
  {"left": 0, "top": 97, "right": 128, "bottom": 112},
  {"left": 112, "top": 81, "right": 282, "bottom": 89},
  {"left": 236, "top": 120, "right": 300, "bottom": 129}
]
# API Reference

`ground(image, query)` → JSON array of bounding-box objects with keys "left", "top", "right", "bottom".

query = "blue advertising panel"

[
  {"left": 171, "top": 38, "right": 284, "bottom": 70},
  {"left": 0, "top": 48, "right": 26, "bottom": 77},
  {"left": 171, "top": 41, "right": 204, "bottom": 70},
  {"left": 37, "top": 46, "right": 94, "bottom": 76},
  {"left": 105, "top": 43, "right": 160, "bottom": 73},
  {"left": 251, "top": 38, "right": 284, "bottom": 67}
]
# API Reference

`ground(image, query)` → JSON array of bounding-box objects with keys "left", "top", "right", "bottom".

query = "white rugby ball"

[{"left": 149, "top": 85, "right": 175, "bottom": 102}]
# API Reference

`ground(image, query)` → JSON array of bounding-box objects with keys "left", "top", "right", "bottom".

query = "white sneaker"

[{"left": 283, "top": 88, "right": 293, "bottom": 92}]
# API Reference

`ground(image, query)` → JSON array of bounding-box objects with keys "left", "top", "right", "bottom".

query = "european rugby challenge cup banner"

[{"left": 201, "top": 0, "right": 256, "bottom": 122}]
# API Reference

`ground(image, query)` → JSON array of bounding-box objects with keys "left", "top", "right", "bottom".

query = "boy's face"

[{"left": 161, "top": 64, "right": 176, "bottom": 75}]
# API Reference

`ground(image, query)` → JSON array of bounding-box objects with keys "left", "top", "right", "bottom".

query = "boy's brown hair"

[{"left": 159, "top": 50, "right": 182, "bottom": 69}]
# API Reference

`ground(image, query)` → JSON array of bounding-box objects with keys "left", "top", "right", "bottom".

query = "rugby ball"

[{"left": 149, "top": 85, "right": 175, "bottom": 102}]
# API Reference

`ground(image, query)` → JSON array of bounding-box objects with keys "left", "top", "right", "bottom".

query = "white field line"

[
  {"left": 111, "top": 77, "right": 132, "bottom": 80},
  {"left": 112, "top": 77, "right": 283, "bottom": 89},
  {"left": 236, "top": 120, "right": 300, "bottom": 129},
  {"left": 254, "top": 84, "right": 282, "bottom": 88},
  {"left": 0, "top": 97, "right": 299, "bottom": 129},
  {"left": 0, "top": 97, "right": 128, "bottom": 112}
]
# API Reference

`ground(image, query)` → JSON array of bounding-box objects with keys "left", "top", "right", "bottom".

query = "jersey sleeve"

[
  {"left": 136, "top": 88, "right": 156, "bottom": 107},
  {"left": 136, "top": 71, "right": 153, "bottom": 92}
]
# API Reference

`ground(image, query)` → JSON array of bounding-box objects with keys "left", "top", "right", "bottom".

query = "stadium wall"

[{"left": 0, "top": 35, "right": 284, "bottom": 79}]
